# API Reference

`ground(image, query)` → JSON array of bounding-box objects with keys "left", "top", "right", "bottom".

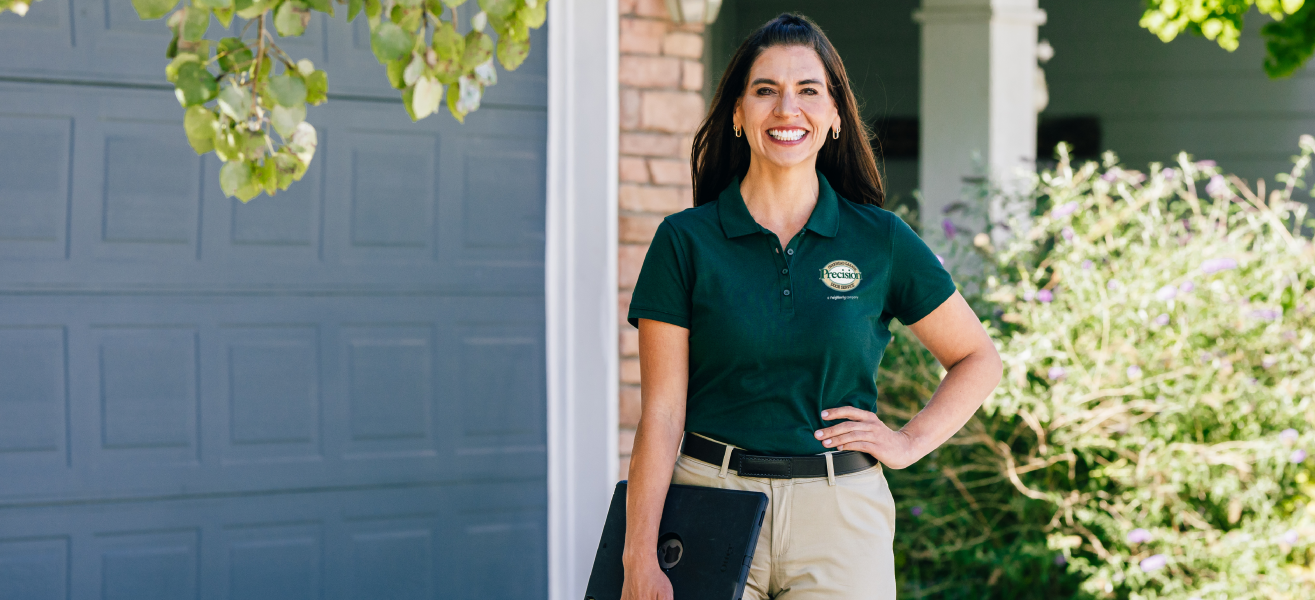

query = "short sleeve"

[
  {"left": 627, "top": 219, "right": 692, "bottom": 329},
  {"left": 884, "top": 216, "right": 957, "bottom": 325}
]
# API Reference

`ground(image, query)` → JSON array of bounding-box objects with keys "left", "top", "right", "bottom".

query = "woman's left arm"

[{"left": 815, "top": 291, "right": 1002, "bottom": 469}]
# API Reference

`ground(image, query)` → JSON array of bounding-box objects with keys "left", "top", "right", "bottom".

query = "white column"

[
  {"left": 546, "top": 0, "right": 618, "bottom": 598},
  {"left": 915, "top": 0, "right": 1045, "bottom": 235}
]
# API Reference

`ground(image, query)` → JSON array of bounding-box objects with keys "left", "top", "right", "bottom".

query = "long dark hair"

[{"left": 691, "top": 14, "right": 884, "bottom": 207}]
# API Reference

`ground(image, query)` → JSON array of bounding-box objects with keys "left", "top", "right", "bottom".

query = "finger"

[
  {"left": 814, "top": 420, "right": 869, "bottom": 440},
  {"left": 821, "top": 430, "right": 875, "bottom": 449},
  {"left": 836, "top": 440, "right": 879, "bottom": 456},
  {"left": 820, "top": 406, "right": 876, "bottom": 422}
]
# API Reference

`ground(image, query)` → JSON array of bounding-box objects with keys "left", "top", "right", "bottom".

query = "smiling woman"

[{"left": 619, "top": 13, "right": 1003, "bottom": 600}]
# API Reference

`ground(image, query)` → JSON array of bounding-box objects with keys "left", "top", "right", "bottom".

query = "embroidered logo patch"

[{"left": 820, "top": 260, "right": 862, "bottom": 291}]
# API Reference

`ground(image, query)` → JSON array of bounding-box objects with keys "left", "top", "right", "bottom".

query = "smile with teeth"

[{"left": 768, "top": 128, "right": 807, "bottom": 141}]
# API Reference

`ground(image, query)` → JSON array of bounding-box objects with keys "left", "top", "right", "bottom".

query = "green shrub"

[{"left": 883, "top": 141, "right": 1315, "bottom": 599}]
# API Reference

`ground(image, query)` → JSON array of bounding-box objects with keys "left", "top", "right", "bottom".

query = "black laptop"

[{"left": 584, "top": 481, "right": 769, "bottom": 600}]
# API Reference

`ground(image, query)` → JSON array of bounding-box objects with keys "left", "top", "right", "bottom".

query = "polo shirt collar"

[{"left": 717, "top": 172, "right": 840, "bottom": 239}]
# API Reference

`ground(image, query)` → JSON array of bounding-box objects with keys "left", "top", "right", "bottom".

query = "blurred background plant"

[{"left": 881, "top": 140, "right": 1315, "bottom": 599}]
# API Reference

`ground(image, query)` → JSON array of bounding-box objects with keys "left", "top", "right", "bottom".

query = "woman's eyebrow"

[
  {"left": 797, "top": 78, "right": 824, "bottom": 85},
  {"left": 750, "top": 78, "right": 778, "bottom": 86}
]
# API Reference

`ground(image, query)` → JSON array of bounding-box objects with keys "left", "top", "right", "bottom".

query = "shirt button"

[
  {"left": 783, "top": 289, "right": 791, "bottom": 296},
  {"left": 786, "top": 249, "right": 794, "bottom": 256},
  {"left": 781, "top": 268, "right": 789, "bottom": 275}
]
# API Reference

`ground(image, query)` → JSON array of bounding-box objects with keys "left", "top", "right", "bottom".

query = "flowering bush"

[{"left": 882, "top": 141, "right": 1315, "bottom": 599}]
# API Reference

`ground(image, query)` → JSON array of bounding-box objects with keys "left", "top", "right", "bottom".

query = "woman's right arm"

[{"left": 621, "top": 318, "right": 690, "bottom": 600}]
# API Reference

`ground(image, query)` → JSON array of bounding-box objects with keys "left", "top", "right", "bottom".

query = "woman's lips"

[{"left": 766, "top": 128, "right": 808, "bottom": 145}]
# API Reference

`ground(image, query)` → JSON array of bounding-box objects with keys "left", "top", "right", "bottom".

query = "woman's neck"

[{"left": 739, "top": 160, "right": 819, "bottom": 245}]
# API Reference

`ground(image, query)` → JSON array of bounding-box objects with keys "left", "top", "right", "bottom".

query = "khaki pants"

[{"left": 671, "top": 450, "right": 898, "bottom": 599}]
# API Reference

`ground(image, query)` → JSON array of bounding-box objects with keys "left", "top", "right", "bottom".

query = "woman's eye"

[
  {"left": 801, "top": 88, "right": 818, "bottom": 96},
  {"left": 755, "top": 87, "right": 776, "bottom": 96}
]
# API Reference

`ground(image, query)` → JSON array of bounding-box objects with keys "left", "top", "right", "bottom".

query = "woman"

[{"left": 622, "top": 14, "right": 1002, "bottom": 600}]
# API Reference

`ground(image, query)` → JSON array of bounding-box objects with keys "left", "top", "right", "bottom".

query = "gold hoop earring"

[
  {"left": 832, "top": 128, "right": 840, "bottom": 140},
  {"left": 734, "top": 125, "right": 742, "bottom": 138}
]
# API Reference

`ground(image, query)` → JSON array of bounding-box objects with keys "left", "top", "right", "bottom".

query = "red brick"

[
  {"left": 618, "top": 428, "right": 637, "bottom": 455},
  {"left": 620, "top": 358, "right": 642, "bottom": 384},
  {"left": 620, "top": 132, "right": 683, "bottom": 157},
  {"left": 648, "top": 158, "right": 691, "bottom": 186},
  {"left": 681, "top": 59, "right": 704, "bottom": 91},
  {"left": 620, "top": 17, "right": 666, "bottom": 55},
  {"left": 619, "top": 244, "right": 649, "bottom": 288},
  {"left": 620, "top": 329, "right": 640, "bottom": 356},
  {"left": 677, "top": 21, "right": 705, "bottom": 33},
  {"left": 678, "top": 135, "right": 696, "bottom": 160},
  {"left": 640, "top": 91, "right": 705, "bottom": 133},
  {"left": 618, "top": 0, "right": 638, "bottom": 16},
  {"left": 619, "top": 55, "right": 682, "bottom": 88},
  {"left": 633, "top": 0, "right": 669, "bottom": 19},
  {"left": 663, "top": 32, "right": 704, "bottom": 59},
  {"left": 619, "top": 386, "right": 642, "bottom": 427},
  {"left": 618, "top": 290, "right": 632, "bottom": 328},
  {"left": 619, "top": 156, "right": 649, "bottom": 183},
  {"left": 619, "top": 184, "right": 682, "bottom": 212},
  {"left": 618, "top": 455, "right": 631, "bottom": 481},
  {"left": 620, "top": 214, "right": 663, "bottom": 242},
  {"left": 620, "top": 88, "right": 641, "bottom": 130}
]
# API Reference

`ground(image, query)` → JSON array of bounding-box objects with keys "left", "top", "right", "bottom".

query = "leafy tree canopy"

[
  {"left": 1, "top": 0, "right": 546, "bottom": 202},
  {"left": 1141, "top": 0, "right": 1315, "bottom": 78}
]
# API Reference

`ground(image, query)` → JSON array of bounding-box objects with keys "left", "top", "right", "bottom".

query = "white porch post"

[
  {"left": 546, "top": 0, "right": 619, "bottom": 598},
  {"left": 915, "top": 0, "right": 1045, "bottom": 234}
]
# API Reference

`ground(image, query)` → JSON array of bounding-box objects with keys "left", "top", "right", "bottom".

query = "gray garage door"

[{"left": 0, "top": 5, "right": 548, "bottom": 599}]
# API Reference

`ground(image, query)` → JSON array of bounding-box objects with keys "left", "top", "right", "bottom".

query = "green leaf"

[
  {"left": 391, "top": 4, "right": 422, "bottom": 30},
  {"left": 386, "top": 56, "right": 408, "bottom": 89},
  {"left": 213, "top": 127, "right": 246, "bottom": 161},
  {"left": 216, "top": 37, "right": 253, "bottom": 72},
  {"left": 131, "top": 0, "right": 178, "bottom": 20},
  {"left": 268, "top": 74, "right": 308, "bottom": 106},
  {"left": 304, "top": 70, "right": 328, "bottom": 104},
  {"left": 364, "top": 0, "right": 381, "bottom": 20},
  {"left": 441, "top": 0, "right": 465, "bottom": 6},
  {"left": 396, "top": 0, "right": 422, "bottom": 7},
  {"left": 235, "top": 0, "right": 274, "bottom": 19},
  {"left": 235, "top": 178, "right": 263, "bottom": 202},
  {"left": 304, "top": 0, "right": 332, "bottom": 14},
  {"left": 195, "top": 0, "right": 230, "bottom": 8},
  {"left": 370, "top": 21, "right": 413, "bottom": 63},
  {"left": 445, "top": 81, "right": 464, "bottom": 122},
  {"left": 173, "top": 62, "right": 219, "bottom": 106},
  {"left": 271, "top": 103, "right": 307, "bottom": 138},
  {"left": 411, "top": 75, "right": 443, "bottom": 119},
  {"left": 217, "top": 84, "right": 252, "bottom": 119},
  {"left": 166, "top": 31, "right": 179, "bottom": 58},
  {"left": 496, "top": 35, "right": 529, "bottom": 70},
  {"left": 181, "top": 4, "right": 211, "bottom": 42},
  {"left": 165, "top": 52, "right": 201, "bottom": 82},
  {"left": 183, "top": 106, "right": 218, "bottom": 154},
  {"left": 518, "top": 0, "right": 545, "bottom": 28},
  {"left": 287, "top": 122, "right": 318, "bottom": 164},
  {"left": 347, "top": 0, "right": 362, "bottom": 20},
  {"left": 254, "top": 157, "right": 278, "bottom": 194},
  {"left": 402, "top": 85, "right": 418, "bottom": 121},
  {"left": 213, "top": 5, "right": 233, "bottom": 26},
  {"left": 476, "top": 0, "right": 514, "bottom": 19},
  {"left": 274, "top": 1, "right": 310, "bottom": 37},
  {"left": 461, "top": 30, "right": 493, "bottom": 69},
  {"left": 220, "top": 160, "right": 252, "bottom": 198},
  {"left": 402, "top": 53, "right": 424, "bottom": 86},
  {"left": 432, "top": 19, "right": 464, "bottom": 60}
]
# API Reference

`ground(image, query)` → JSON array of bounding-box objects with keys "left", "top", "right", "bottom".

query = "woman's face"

[{"left": 734, "top": 44, "right": 841, "bottom": 172}]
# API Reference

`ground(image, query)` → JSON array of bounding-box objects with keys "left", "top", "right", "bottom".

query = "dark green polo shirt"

[{"left": 627, "top": 173, "right": 957, "bottom": 456}]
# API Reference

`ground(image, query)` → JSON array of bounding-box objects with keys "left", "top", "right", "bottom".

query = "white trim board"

[{"left": 545, "top": 0, "right": 620, "bottom": 598}]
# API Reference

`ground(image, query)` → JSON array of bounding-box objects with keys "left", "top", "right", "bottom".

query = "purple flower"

[
  {"left": 1263, "top": 356, "right": 1278, "bottom": 369},
  {"left": 1081, "top": 260, "right": 1093, "bottom": 270},
  {"left": 1153, "top": 314, "right": 1170, "bottom": 327},
  {"left": 1281, "top": 530, "right": 1300, "bottom": 545},
  {"left": 1108, "top": 280, "right": 1121, "bottom": 291},
  {"left": 1052, "top": 201, "right": 1079, "bottom": 219},
  {"left": 1048, "top": 366, "right": 1067, "bottom": 381},
  {"left": 942, "top": 218, "right": 958, "bottom": 238},
  {"left": 1205, "top": 174, "right": 1229, "bottom": 198},
  {"left": 1127, "top": 528, "right": 1153, "bottom": 544},
  {"left": 1061, "top": 227, "right": 1075, "bottom": 241},
  {"left": 1196, "top": 160, "right": 1217, "bottom": 167},
  {"left": 936, "top": 255, "right": 945, "bottom": 266},
  {"left": 1200, "top": 352, "right": 1213, "bottom": 364},
  {"left": 1037, "top": 289, "right": 1054, "bottom": 303},
  {"left": 1023, "top": 290, "right": 1036, "bottom": 302},
  {"left": 1248, "top": 309, "right": 1280, "bottom": 321},
  {"left": 1179, "top": 280, "right": 1195, "bottom": 293},
  {"left": 1291, "top": 449, "right": 1307, "bottom": 464},
  {"left": 1139, "top": 554, "right": 1168, "bottom": 572},
  {"left": 1127, "top": 365, "right": 1143, "bottom": 379},
  {"left": 1054, "top": 554, "right": 1067, "bottom": 566},
  {"left": 1279, "top": 429, "right": 1299, "bottom": 446},
  {"left": 1156, "top": 285, "right": 1178, "bottom": 301},
  {"left": 911, "top": 506, "right": 923, "bottom": 517},
  {"left": 1101, "top": 171, "right": 1118, "bottom": 182},
  {"left": 1201, "top": 257, "right": 1237, "bottom": 274},
  {"left": 1161, "top": 168, "right": 1177, "bottom": 179}
]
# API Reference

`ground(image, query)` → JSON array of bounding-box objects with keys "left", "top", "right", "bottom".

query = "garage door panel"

[
  {"left": 0, "top": 295, "right": 544, "bottom": 504},
  {"left": 0, "top": 481, "right": 545, "bottom": 600},
  {"left": 0, "top": 83, "right": 545, "bottom": 295}
]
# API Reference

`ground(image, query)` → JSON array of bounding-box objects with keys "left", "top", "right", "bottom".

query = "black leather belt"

[{"left": 680, "top": 432, "right": 878, "bottom": 479}]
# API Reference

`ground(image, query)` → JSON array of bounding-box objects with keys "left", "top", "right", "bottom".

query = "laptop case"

[{"left": 584, "top": 481, "right": 769, "bottom": 600}]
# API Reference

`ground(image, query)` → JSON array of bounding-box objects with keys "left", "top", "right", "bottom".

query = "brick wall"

[{"left": 617, "top": 0, "right": 706, "bottom": 481}]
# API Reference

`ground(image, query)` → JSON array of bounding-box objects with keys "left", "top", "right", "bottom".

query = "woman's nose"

[{"left": 774, "top": 91, "right": 800, "bottom": 116}]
